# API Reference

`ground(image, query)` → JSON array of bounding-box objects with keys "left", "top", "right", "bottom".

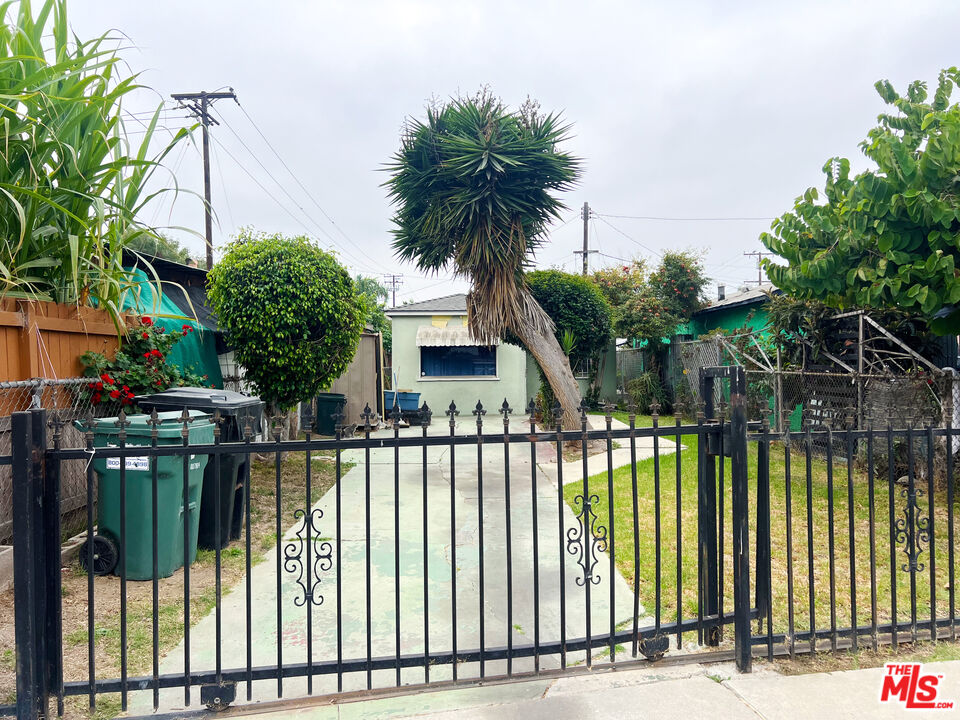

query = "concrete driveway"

[{"left": 132, "top": 415, "right": 649, "bottom": 713}]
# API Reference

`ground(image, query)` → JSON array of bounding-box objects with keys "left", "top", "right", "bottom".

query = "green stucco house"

[{"left": 386, "top": 293, "right": 616, "bottom": 413}]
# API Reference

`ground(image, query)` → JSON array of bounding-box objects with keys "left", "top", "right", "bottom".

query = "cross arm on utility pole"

[{"left": 170, "top": 89, "right": 237, "bottom": 270}]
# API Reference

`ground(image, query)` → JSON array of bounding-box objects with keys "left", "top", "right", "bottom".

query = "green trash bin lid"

[{"left": 75, "top": 410, "right": 211, "bottom": 440}]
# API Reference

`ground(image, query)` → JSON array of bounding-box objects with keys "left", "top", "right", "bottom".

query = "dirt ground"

[{"left": 0, "top": 449, "right": 341, "bottom": 719}]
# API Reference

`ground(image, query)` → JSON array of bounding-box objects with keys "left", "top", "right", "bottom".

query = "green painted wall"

[
  {"left": 389, "top": 314, "right": 528, "bottom": 413},
  {"left": 690, "top": 302, "right": 770, "bottom": 338}
]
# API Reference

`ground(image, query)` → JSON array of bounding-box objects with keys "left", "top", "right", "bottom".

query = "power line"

[
  {"left": 592, "top": 214, "right": 664, "bottom": 258},
  {"left": 210, "top": 135, "right": 384, "bottom": 275},
  {"left": 209, "top": 106, "right": 388, "bottom": 274},
  {"left": 596, "top": 212, "right": 775, "bottom": 222},
  {"left": 210, "top": 139, "right": 236, "bottom": 236},
  {"left": 232, "top": 100, "right": 384, "bottom": 269}
]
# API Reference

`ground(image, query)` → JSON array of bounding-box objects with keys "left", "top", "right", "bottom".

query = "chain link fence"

[{"left": 0, "top": 378, "right": 96, "bottom": 543}]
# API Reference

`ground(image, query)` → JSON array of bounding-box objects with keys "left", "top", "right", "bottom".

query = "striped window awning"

[{"left": 415, "top": 325, "right": 499, "bottom": 347}]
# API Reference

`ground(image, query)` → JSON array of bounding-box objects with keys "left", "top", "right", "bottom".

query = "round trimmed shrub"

[{"left": 208, "top": 231, "right": 365, "bottom": 410}]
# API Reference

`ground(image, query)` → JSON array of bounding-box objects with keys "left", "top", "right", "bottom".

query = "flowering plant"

[{"left": 80, "top": 316, "right": 210, "bottom": 411}]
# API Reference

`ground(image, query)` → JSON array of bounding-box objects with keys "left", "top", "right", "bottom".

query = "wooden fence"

[{"left": 0, "top": 299, "right": 122, "bottom": 383}]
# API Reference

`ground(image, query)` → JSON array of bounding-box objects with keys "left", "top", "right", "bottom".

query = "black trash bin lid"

[{"left": 134, "top": 387, "right": 262, "bottom": 415}]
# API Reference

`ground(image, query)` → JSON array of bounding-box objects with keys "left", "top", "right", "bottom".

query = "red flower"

[
  {"left": 151, "top": 349, "right": 163, "bottom": 358},
  {"left": 96, "top": 382, "right": 103, "bottom": 391},
  {"left": 91, "top": 393, "right": 101, "bottom": 404},
  {"left": 181, "top": 324, "right": 193, "bottom": 334},
  {"left": 141, "top": 332, "right": 149, "bottom": 339},
  {"left": 87, "top": 382, "right": 96, "bottom": 390},
  {"left": 141, "top": 316, "right": 153, "bottom": 326},
  {"left": 100, "top": 373, "right": 113, "bottom": 384},
  {"left": 122, "top": 385, "right": 130, "bottom": 393},
  {"left": 121, "top": 396, "right": 131, "bottom": 405},
  {"left": 143, "top": 352, "right": 152, "bottom": 360},
  {"left": 109, "top": 390, "right": 121, "bottom": 400}
]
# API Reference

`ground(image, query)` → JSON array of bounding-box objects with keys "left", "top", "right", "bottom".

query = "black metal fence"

[{"left": 3, "top": 366, "right": 959, "bottom": 719}]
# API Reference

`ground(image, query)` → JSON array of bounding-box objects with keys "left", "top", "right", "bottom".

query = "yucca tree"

[
  {"left": 0, "top": 0, "right": 192, "bottom": 326},
  {"left": 386, "top": 93, "right": 583, "bottom": 428}
]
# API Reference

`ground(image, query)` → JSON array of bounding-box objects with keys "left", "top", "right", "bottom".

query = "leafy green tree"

[
  {"left": 207, "top": 230, "right": 365, "bottom": 412},
  {"left": 762, "top": 68, "right": 960, "bottom": 333},
  {"left": 385, "top": 92, "right": 583, "bottom": 428},
  {"left": 355, "top": 274, "right": 392, "bottom": 353},
  {"left": 523, "top": 270, "right": 612, "bottom": 362},
  {"left": 127, "top": 233, "right": 196, "bottom": 265},
  {"left": 593, "top": 251, "right": 707, "bottom": 348},
  {"left": 520, "top": 269, "right": 612, "bottom": 415},
  {"left": 650, "top": 251, "right": 709, "bottom": 320}
]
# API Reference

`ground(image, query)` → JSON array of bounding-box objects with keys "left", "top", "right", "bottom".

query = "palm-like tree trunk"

[{"left": 513, "top": 316, "right": 583, "bottom": 431}]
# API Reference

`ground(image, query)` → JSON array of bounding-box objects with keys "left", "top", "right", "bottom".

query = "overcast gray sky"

[{"left": 70, "top": 0, "right": 960, "bottom": 303}]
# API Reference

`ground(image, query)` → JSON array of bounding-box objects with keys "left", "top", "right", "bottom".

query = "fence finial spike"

[
  {"left": 389, "top": 401, "right": 402, "bottom": 424},
  {"left": 147, "top": 407, "right": 159, "bottom": 440},
  {"left": 526, "top": 398, "right": 536, "bottom": 416},
  {"left": 419, "top": 401, "right": 432, "bottom": 427},
  {"left": 361, "top": 403, "right": 374, "bottom": 429},
  {"left": 473, "top": 400, "right": 486, "bottom": 417},
  {"left": 500, "top": 398, "right": 512, "bottom": 418},
  {"left": 578, "top": 397, "right": 589, "bottom": 423},
  {"left": 648, "top": 400, "right": 661, "bottom": 418},
  {"left": 551, "top": 401, "right": 564, "bottom": 423}
]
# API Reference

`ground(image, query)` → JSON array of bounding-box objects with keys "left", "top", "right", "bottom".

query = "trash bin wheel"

[{"left": 79, "top": 534, "right": 119, "bottom": 576}]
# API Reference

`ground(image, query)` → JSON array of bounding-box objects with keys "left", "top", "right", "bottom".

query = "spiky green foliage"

[
  {"left": 762, "top": 68, "right": 960, "bottom": 334},
  {"left": 385, "top": 92, "right": 580, "bottom": 342},
  {"left": 0, "top": 0, "right": 192, "bottom": 323}
]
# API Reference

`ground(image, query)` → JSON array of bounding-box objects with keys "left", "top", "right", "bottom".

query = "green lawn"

[{"left": 568, "top": 412, "right": 960, "bottom": 641}]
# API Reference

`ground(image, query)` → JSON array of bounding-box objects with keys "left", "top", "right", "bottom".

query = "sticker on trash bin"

[{"left": 106, "top": 456, "right": 150, "bottom": 471}]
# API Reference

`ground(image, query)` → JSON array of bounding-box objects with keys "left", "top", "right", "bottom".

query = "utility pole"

[
  {"left": 171, "top": 89, "right": 237, "bottom": 270},
  {"left": 382, "top": 273, "right": 403, "bottom": 307},
  {"left": 573, "top": 201, "right": 596, "bottom": 276},
  {"left": 743, "top": 251, "right": 774, "bottom": 286}
]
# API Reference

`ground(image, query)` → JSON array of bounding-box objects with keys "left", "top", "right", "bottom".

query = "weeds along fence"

[{"left": 0, "top": 379, "right": 96, "bottom": 543}]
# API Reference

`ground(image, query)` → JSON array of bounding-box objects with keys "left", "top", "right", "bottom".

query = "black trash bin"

[{"left": 135, "top": 387, "right": 263, "bottom": 550}]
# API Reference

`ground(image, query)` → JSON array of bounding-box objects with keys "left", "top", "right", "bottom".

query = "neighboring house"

[
  {"left": 687, "top": 284, "right": 778, "bottom": 338},
  {"left": 386, "top": 293, "right": 616, "bottom": 414}
]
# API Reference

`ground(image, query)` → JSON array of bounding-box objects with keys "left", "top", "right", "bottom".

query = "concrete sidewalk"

[{"left": 196, "top": 659, "right": 960, "bottom": 720}]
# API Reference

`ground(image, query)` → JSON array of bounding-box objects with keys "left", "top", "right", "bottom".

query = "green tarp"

[{"left": 120, "top": 269, "right": 223, "bottom": 387}]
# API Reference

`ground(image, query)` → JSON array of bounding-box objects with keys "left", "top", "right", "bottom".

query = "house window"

[
  {"left": 572, "top": 356, "right": 593, "bottom": 379},
  {"left": 420, "top": 346, "right": 497, "bottom": 377}
]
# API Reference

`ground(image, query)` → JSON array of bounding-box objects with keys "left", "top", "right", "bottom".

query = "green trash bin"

[{"left": 78, "top": 410, "right": 213, "bottom": 580}]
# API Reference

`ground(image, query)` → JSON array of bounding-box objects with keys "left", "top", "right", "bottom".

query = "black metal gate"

[{"left": 4, "top": 364, "right": 955, "bottom": 719}]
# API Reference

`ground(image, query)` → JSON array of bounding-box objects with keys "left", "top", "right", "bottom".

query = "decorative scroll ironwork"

[
  {"left": 566, "top": 493, "right": 608, "bottom": 586},
  {"left": 894, "top": 486, "right": 931, "bottom": 573},
  {"left": 283, "top": 508, "right": 333, "bottom": 606}
]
